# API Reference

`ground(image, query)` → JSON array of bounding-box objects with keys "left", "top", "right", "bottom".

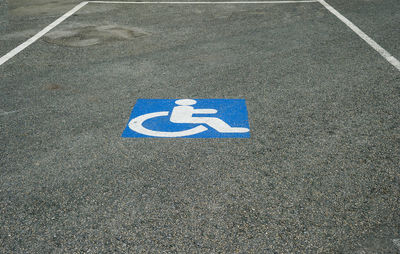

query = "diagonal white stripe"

[
  {"left": 0, "top": 1, "right": 89, "bottom": 66},
  {"left": 317, "top": 0, "right": 400, "bottom": 71}
]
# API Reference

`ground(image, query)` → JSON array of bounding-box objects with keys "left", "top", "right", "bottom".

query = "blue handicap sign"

[{"left": 122, "top": 99, "right": 250, "bottom": 138}]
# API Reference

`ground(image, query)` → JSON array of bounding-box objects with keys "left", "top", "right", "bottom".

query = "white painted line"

[
  {"left": 317, "top": 0, "right": 400, "bottom": 72},
  {"left": 0, "top": 1, "right": 88, "bottom": 67},
  {"left": 89, "top": 1, "right": 318, "bottom": 4},
  {"left": 2, "top": 0, "right": 398, "bottom": 74},
  {"left": 0, "top": 0, "right": 317, "bottom": 66},
  {"left": 393, "top": 239, "right": 400, "bottom": 250},
  {"left": 0, "top": 110, "right": 18, "bottom": 116}
]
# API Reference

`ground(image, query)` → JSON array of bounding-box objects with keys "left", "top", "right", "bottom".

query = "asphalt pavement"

[{"left": 1, "top": 0, "right": 399, "bottom": 252}]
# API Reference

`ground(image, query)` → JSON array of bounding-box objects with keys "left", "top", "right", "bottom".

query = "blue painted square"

[{"left": 122, "top": 99, "right": 250, "bottom": 138}]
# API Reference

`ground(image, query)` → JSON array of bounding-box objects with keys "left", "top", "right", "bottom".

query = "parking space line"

[
  {"left": 88, "top": 1, "right": 318, "bottom": 4},
  {"left": 1, "top": 0, "right": 399, "bottom": 72},
  {"left": 0, "top": 109, "right": 18, "bottom": 116},
  {"left": 0, "top": 0, "right": 317, "bottom": 67},
  {"left": 0, "top": 1, "right": 88, "bottom": 66},
  {"left": 318, "top": 0, "right": 400, "bottom": 71},
  {"left": 393, "top": 239, "right": 400, "bottom": 250}
]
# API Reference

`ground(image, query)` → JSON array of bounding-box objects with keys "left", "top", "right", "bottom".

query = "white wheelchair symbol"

[{"left": 128, "top": 99, "right": 249, "bottom": 137}]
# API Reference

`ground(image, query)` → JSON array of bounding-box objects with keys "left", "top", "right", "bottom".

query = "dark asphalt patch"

[
  {"left": 43, "top": 83, "right": 63, "bottom": 90},
  {"left": 43, "top": 24, "right": 149, "bottom": 47}
]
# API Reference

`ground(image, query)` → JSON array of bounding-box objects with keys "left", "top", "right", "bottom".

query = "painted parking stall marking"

[
  {"left": 1, "top": 1, "right": 400, "bottom": 71},
  {"left": 122, "top": 99, "right": 250, "bottom": 138}
]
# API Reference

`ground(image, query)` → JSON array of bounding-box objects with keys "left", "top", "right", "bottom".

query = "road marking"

[
  {"left": 122, "top": 99, "right": 250, "bottom": 138},
  {"left": 393, "top": 239, "right": 400, "bottom": 250},
  {"left": 0, "top": 109, "right": 18, "bottom": 116},
  {"left": 89, "top": 1, "right": 318, "bottom": 4},
  {"left": 0, "top": 1, "right": 88, "bottom": 66},
  {"left": 0, "top": 0, "right": 317, "bottom": 67},
  {"left": 317, "top": 0, "right": 400, "bottom": 72},
  {"left": 1, "top": 0, "right": 399, "bottom": 73}
]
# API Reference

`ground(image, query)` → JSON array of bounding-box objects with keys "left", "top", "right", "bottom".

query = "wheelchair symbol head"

[{"left": 175, "top": 99, "right": 197, "bottom": 106}]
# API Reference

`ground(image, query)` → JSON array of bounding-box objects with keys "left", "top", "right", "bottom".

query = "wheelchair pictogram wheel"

[{"left": 128, "top": 111, "right": 208, "bottom": 137}]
